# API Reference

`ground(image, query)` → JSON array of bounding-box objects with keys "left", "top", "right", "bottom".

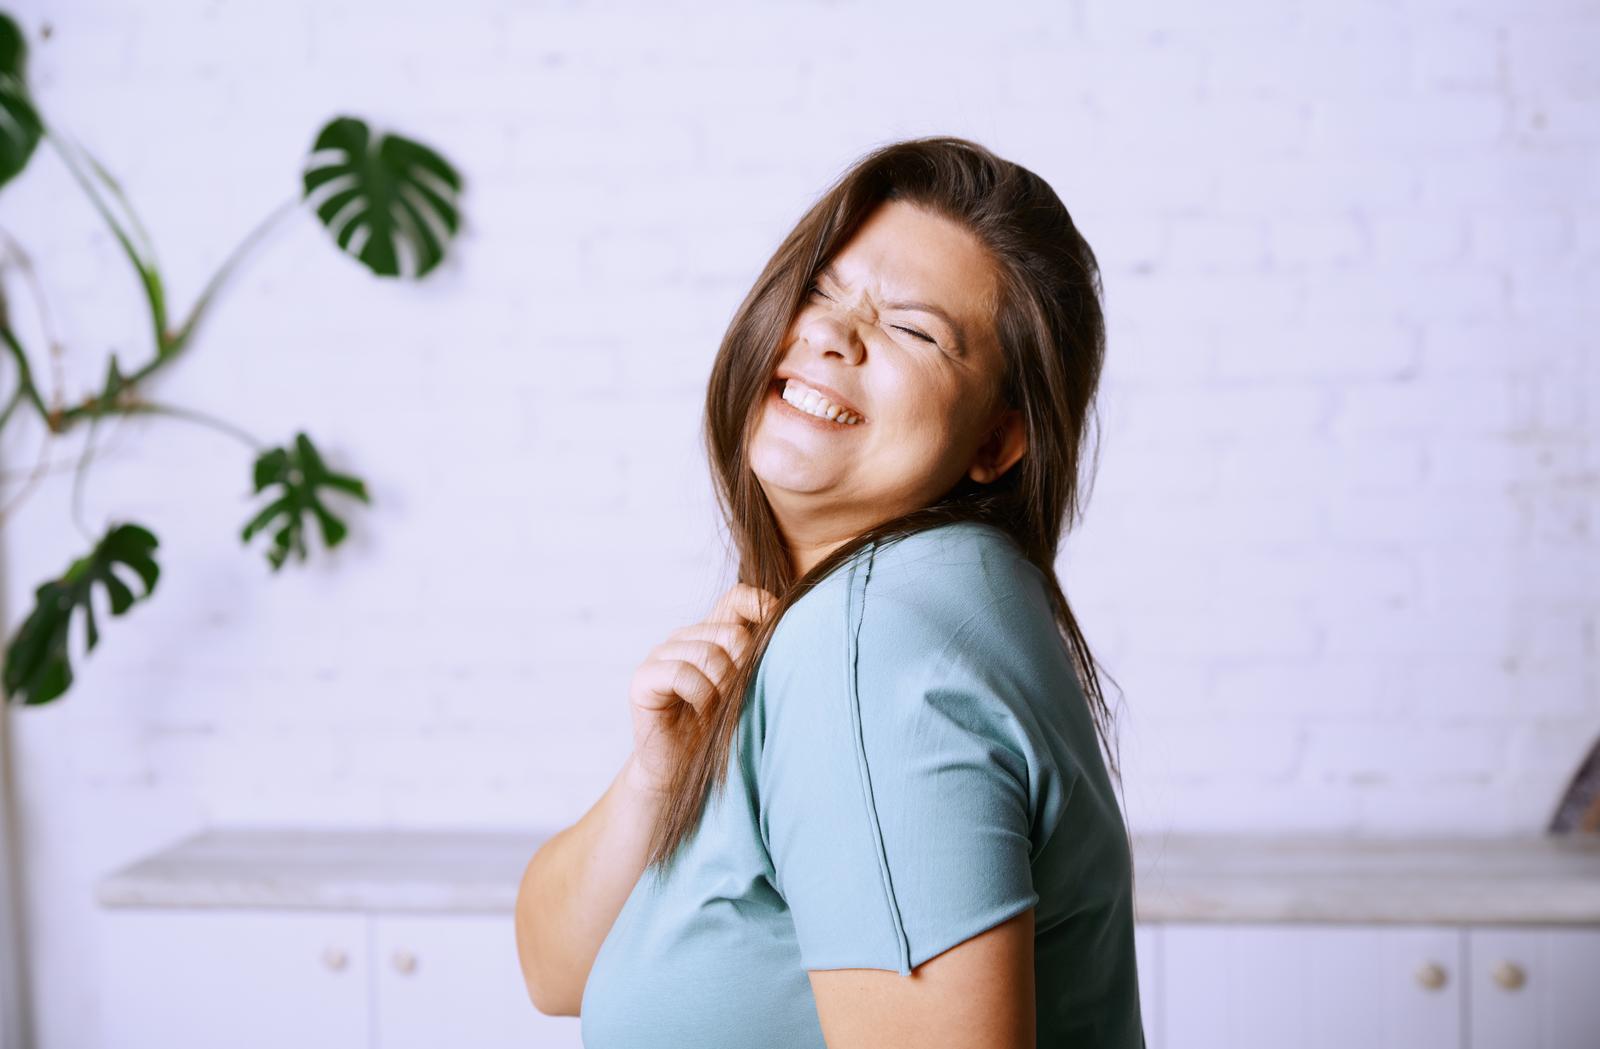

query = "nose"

[{"left": 800, "top": 305, "right": 871, "bottom": 364}]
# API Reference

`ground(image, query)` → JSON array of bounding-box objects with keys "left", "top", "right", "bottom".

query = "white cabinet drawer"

[
  {"left": 373, "top": 913, "right": 583, "bottom": 1049},
  {"left": 1159, "top": 923, "right": 1463, "bottom": 1049},
  {"left": 101, "top": 909, "right": 368, "bottom": 1049},
  {"left": 1466, "top": 927, "right": 1600, "bottom": 1049}
]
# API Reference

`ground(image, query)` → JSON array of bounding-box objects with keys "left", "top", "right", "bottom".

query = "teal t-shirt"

[{"left": 580, "top": 520, "right": 1144, "bottom": 1047}]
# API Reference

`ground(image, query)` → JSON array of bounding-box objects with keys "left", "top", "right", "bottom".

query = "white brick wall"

[{"left": 1, "top": 0, "right": 1596, "bottom": 1044}]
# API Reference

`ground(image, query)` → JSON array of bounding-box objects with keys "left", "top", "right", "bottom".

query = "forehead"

[{"left": 827, "top": 201, "right": 999, "bottom": 348}]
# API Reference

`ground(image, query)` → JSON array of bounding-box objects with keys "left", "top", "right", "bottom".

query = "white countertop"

[
  {"left": 1130, "top": 831, "right": 1600, "bottom": 924},
  {"left": 95, "top": 826, "right": 1600, "bottom": 925}
]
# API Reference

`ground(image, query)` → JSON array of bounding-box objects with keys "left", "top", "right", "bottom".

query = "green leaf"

[
  {"left": 0, "top": 11, "right": 25, "bottom": 78},
  {"left": 2, "top": 523, "right": 161, "bottom": 707},
  {"left": 301, "top": 115, "right": 463, "bottom": 279},
  {"left": 0, "top": 13, "right": 42, "bottom": 191},
  {"left": 241, "top": 431, "right": 371, "bottom": 571}
]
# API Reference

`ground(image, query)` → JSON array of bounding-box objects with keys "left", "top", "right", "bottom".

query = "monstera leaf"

[
  {"left": 2, "top": 523, "right": 160, "bottom": 707},
  {"left": 301, "top": 115, "right": 462, "bottom": 278},
  {"left": 0, "top": 12, "right": 42, "bottom": 191},
  {"left": 241, "top": 431, "right": 370, "bottom": 571}
]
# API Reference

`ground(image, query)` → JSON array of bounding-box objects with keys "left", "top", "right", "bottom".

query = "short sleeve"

[{"left": 756, "top": 545, "right": 1043, "bottom": 977}]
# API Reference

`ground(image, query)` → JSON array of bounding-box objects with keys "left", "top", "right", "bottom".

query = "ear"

[{"left": 966, "top": 407, "right": 1027, "bottom": 485}]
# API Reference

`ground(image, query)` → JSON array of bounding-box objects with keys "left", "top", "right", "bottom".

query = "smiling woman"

[
  {"left": 517, "top": 135, "right": 1142, "bottom": 1048},
  {"left": 746, "top": 196, "right": 1025, "bottom": 580}
]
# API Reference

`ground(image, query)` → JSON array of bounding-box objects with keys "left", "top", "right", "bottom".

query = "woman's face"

[{"left": 748, "top": 199, "right": 1026, "bottom": 575}]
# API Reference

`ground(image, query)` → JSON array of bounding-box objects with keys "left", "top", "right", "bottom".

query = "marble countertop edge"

[{"left": 94, "top": 825, "right": 1600, "bottom": 925}]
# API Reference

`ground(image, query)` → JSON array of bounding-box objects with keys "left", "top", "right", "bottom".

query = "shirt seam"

[{"left": 842, "top": 539, "right": 915, "bottom": 976}]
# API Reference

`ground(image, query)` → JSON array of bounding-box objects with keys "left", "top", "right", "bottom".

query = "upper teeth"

[{"left": 781, "top": 379, "right": 863, "bottom": 425}]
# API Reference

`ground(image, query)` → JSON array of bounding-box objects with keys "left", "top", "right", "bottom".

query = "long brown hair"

[{"left": 644, "top": 135, "right": 1125, "bottom": 880}]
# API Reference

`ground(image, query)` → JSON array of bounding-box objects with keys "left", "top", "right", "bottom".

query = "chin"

[{"left": 749, "top": 451, "right": 843, "bottom": 496}]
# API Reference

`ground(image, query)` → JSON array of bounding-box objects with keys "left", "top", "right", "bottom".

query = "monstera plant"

[{"left": 0, "top": 11, "right": 464, "bottom": 705}]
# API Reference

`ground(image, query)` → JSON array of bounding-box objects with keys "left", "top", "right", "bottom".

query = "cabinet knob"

[
  {"left": 1413, "top": 962, "right": 1448, "bottom": 991},
  {"left": 1491, "top": 961, "right": 1526, "bottom": 991},
  {"left": 322, "top": 946, "right": 348, "bottom": 972},
  {"left": 392, "top": 948, "right": 418, "bottom": 975}
]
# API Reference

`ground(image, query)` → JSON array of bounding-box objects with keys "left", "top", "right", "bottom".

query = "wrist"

[{"left": 622, "top": 753, "right": 671, "bottom": 801}]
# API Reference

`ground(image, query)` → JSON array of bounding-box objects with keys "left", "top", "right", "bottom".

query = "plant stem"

[
  {"left": 0, "top": 410, "right": 131, "bottom": 485},
  {"left": 70, "top": 405, "right": 107, "bottom": 545},
  {"left": 35, "top": 183, "right": 303, "bottom": 433},
  {"left": 74, "top": 141, "right": 159, "bottom": 260},
  {"left": 0, "top": 394, "right": 266, "bottom": 526},
  {"left": 0, "top": 420, "right": 57, "bottom": 526},
  {"left": 0, "top": 384, "right": 23, "bottom": 431},
  {"left": 0, "top": 227, "right": 63, "bottom": 366},
  {"left": 43, "top": 128, "right": 167, "bottom": 359},
  {"left": 166, "top": 196, "right": 301, "bottom": 352},
  {"left": 0, "top": 326, "right": 50, "bottom": 423},
  {"left": 120, "top": 400, "right": 266, "bottom": 451}
]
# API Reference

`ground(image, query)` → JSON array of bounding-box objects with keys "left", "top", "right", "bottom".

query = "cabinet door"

[
  {"left": 100, "top": 909, "right": 367, "bottom": 1049},
  {"left": 373, "top": 913, "right": 583, "bottom": 1049},
  {"left": 1134, "top": 923, "right": 1164, "bottom": 1049},
  {"left": 1160, "top": 923, "right": 1463, "bottom": 1049},
  {"left": 1467, "top": 927, "right": 1600, "bottom": 1049}
]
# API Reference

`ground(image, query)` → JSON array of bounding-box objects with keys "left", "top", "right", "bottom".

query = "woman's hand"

[{"left": 626, "top": 583, "right": 779, "bottom": 797}]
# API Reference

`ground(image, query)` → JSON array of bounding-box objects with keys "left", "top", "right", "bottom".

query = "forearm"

[{"left": 515, "top": 754, "right": 666, "bottom": 1016}]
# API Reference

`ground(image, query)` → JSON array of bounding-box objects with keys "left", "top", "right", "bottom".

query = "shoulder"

[
  {"left": 757, "top": 521, "right": 1077, "bottom": 772},
  {"left": 862, "top": 519, "right": 1045, "bottom": 617},
  {"left": 762, "top": 520, "right": 1057, "bottom": 679},
  {"left": 857, "top": 521, "right": 1059, "bottom": 676}
]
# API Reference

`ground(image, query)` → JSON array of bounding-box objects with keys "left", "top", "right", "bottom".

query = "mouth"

[{"left": 768, "top": 377, "right": 868, "bottom": 429}]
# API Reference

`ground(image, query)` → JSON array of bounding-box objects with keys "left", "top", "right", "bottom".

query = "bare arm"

[
  {"left": 515, "top": 582, "right": 776, "bottom": 1017},
  {"left": 808, "top": 907, "right": 1035, "bottom": 1048},
  {"left": 514, "top": 753, "right": 667, "bottom": 1017}
]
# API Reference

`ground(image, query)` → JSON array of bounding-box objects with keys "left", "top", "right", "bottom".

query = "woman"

[{"left": 516, "top": 136, "right": 1143, "bottom": 1048}]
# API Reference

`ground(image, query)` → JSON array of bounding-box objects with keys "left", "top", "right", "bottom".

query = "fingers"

[
  {"left": 653, "top": 639, "right": 739, "bottom": 693},
  {"left": 634, "top": 586, "right": 779, "bottom": 722},
  {"left": 634, "top": 657, "right": 719, "bottom": 716},
  {"left": 661, "top": 621, "right": 756, "bottom": 664},
  {"left": 707, "top": 583, "right": 779, "bottom": 627}
]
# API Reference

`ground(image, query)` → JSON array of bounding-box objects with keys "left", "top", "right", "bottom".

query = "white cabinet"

[
  {"left": 1466, "top": 927, "right": 1600, "bottom": 1049},
  {"left": 1149, "top": 923, "right": 1462, "bottom": 1049},
  {"left": 100, "top": 909, "right": 583, "bottom": 1049},
  {"left": 373, "top": 913, "right": 583, "bottom": 1049},
  {"left": 101, "top": 910, "right": 370, "bottom": 1049},
  {"left": 1136, "top": 923, "right": 1600, "bottom": 1049}
]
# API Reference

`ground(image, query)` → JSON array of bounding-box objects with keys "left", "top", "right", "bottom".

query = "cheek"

[
  {"left": 877, "top": 368, "right": 965, "bottom": 440},
  {"left": 868, "top": 398, "right": 972, "bottom": 487}
]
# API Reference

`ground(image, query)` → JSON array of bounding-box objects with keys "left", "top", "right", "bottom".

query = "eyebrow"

[{"left": 818, "top": 263, "right": 968, "bottom": 355}]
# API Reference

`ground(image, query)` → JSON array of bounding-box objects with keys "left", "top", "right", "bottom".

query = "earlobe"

[{"left": 967, "top": 408, "right": 1027, "bottom": 485}]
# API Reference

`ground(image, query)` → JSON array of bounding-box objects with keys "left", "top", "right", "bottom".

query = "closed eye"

[{"left": 805, "top": 282, "right": 937, "bottom": 345}]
